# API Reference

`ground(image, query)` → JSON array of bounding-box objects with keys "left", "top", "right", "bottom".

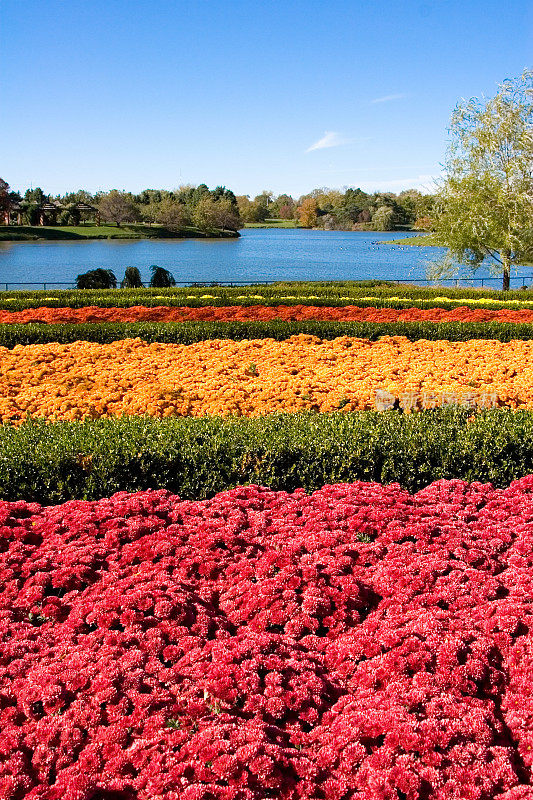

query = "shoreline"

[
  {"left": 384, "top": 233, "right": 441, "bottom": 246},
  {"left": 0, "top": 224, "right": 239, "bottom": 242}
]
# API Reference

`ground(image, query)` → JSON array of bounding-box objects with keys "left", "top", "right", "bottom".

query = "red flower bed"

[
  {"left": 4, "top": 304, "right": 533, "bottom": 324},
  {"left": 2, "top": 479, "right": 533, "bottom": 799}
]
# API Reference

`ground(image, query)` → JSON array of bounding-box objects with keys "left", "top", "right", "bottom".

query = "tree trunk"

[
  {"left": 501, "top": 251, "right": 511, "bottom": 291},
  {"left": 502, "top": 268, "right": 510, "bottom": 291}
]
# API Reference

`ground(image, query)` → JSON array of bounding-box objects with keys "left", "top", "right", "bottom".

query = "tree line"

[
  {"left": 0, "top": 183, "right": 242, "bottom": 232},
  {"left": 0, "top": 180, "right": 436, "bottom": 234},
  {"left": 237, "top": 188, "right": 435, "bottom": 231}
]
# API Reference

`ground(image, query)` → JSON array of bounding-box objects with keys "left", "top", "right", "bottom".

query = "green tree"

[
  {"left": 253, "top": 191, "right": 273, "bottom": 221},
  {"left": 24, "top": 187, "right": 45, "bottom": 205},
  {"left": 62, "top": 189, "right": 96, "bottom": 205},
  {"left": 431, "top": 69, "right": 533, "bottom": 291},
  {"left": 371, "top": 205, "right": 396, "bottom": 231},
  {"left": 139, "top": 201, "right": 159, "bottom": 225},
  {"left": 236, "top": 195, "right": 256, "bottom": 222},
  {"left": 193, "top": 195, "right": 240, "bottom": 231},
  {"left": 396, "top": 190, "right": 421, "bottom": 225},
  {"left": 414, "top": 193, "right": 436, "bottom": 220},
  {"left": 136, "top": 189, "right": 162, "bottom": 206},
  {"left": 211, "top": 186, "right": 239, "bottom": 209},
  {"left": 193, "top": 195, "right": 219, "bottom": 230},
  {"left": 0, "top": 179, "right": 10, "bottom": 220},
  {"left": 191, "top": 184, "right": 210, "bottom": 206},
  {"left": 76, "top": 269, "right": 117, "bottom": 289},
  {"left": 340, "top": 187, "right": 369, "bottom": 226},
  {"left": 270, "top": 194, "right": 296, "bottom": 219},
  {"left": 149, "top": 266, "right": 176, "bottom": 288},
  {"left": 121, "top": 267, "right": 144, "bottom": 288},
  {"left": 236, "top": 195, "right": 269, "bottom": 223}
]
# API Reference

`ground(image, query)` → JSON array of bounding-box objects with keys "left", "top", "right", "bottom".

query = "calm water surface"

[{"left": 0, "top": 229, "right": 528, "bottom": 288}]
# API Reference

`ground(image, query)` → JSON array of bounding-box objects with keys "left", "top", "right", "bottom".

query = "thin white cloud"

[
  {"left": 370, "top": 93, "right": 407, "bottom": 104},
  {"left": 306, "top": 131, "right": 349, "bottom": 153},
  {"left": 365, "top": 174, "right": 439, "bottom": 191}
]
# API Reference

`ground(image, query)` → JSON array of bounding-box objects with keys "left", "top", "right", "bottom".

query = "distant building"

[{"left": 2, "top": 200, "right": 100, "bottom": 226}]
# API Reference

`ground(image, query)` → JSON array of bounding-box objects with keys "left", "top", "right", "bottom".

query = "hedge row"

[
  {"left": 3, "top": 319, "right": 533, "bottom": 347},
  {"left": 1, "top": 409, "right": 532, "bottom": 503},
  {"left": 1, "top": 281, "right": 533, "bottom": 310}
]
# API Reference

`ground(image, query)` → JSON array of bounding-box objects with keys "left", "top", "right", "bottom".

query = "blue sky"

[{"left": 2, "top": 0, "right": 531, "bottom": 198}]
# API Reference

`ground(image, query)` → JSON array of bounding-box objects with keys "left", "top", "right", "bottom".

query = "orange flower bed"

[
  {"left": 0, "top": 334, "right": 531, "bottom": 423},
  {"left": 5, "top": 304, "right": 533, "bottom": 324}
]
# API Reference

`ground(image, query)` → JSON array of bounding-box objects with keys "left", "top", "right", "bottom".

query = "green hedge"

[
  {"left": 1, "top": 280, "right": 533, "bottom": 311},
  {"left": 1, "top": 409, "right": 533, "bottom": 503},
  {"left": 2, "top": 319, "right": 533, "bottom": 347}
]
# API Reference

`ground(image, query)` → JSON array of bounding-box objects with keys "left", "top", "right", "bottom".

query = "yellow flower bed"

[
  {"left": 0, "top": 334, "right": 530, "bottom": 423},
  {"left": 353, "top": 295, "right": 533, "bottom": 306}
]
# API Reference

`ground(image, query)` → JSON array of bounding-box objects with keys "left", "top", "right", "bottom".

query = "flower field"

[
  {"left": 3, "top": 478, "right": 533, "bottom": 799},
  {"left": 1, "top": 334, "right": 533, "bottom": 422},
  {"left": 6, "top": 283, "right": 533, "bottom": 315},
  {"left": 4, "top": 283, "right": 533, "bottom": 798},
  {"left": 5, "top": 303, "right": 533, "bottom": 325}
]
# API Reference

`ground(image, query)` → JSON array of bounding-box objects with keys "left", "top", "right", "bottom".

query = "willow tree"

[{"left": 432, "top": 70, "right": 533, "bottom": 290}]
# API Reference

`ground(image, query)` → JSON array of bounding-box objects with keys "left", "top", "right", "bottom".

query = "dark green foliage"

[
  {"left": 2, "top": 409, "right": 533, "bottom": 503},
  {"left": 121, "top": 267, "right": 144, "bottom": 288},
  {"left": 76, "top": 269, "right": 117, "bottom": 290},
  {"left": 2, "top": 319, "right": 533, "bottom": 348},
  {"left": 149, "top": 266, "right": 176, "bottom": 288}
]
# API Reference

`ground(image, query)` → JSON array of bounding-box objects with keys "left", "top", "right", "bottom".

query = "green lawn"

[
  {"left": 384, "top": 233, "right": 443, "bottom": 246},
  {"left": 244, "top": 219, "right": 300, "bottom": 228},
  {"left": 0, "top": 224, "right": 239, "bottom": 241}
]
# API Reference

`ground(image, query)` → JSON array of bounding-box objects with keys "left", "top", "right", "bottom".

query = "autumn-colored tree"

[
  {"left": 155, "top": 196, "right": 190, "bottom": 229},
  {"left": 271, "top": 194, "right": 296, "bottom": 219},
  {"left": 97, "top": 190, "right": 140, "bottom": 227},
  {"left": 413, "top": 216, "right": 434, "bottom": 231},
  {"left": 236, "top": 193, "right": 272, "bottom": 222},
  {"left": 213, "top": 197, "right": 241, "bottom": 231},
  {"left": 278, "top": 203, "right": 295, "bottom": 220},
  {"left": 297, "top": 197, "right": 318, "bottom": 228}
]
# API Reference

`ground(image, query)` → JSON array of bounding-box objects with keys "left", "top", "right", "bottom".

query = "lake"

[{"left": 0, "top": 229, "right": 530, "bottom": 288}]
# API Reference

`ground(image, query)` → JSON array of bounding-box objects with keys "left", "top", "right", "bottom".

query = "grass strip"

[{"left": 3, "top": 319, "right": 533, "bottom": 347}]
